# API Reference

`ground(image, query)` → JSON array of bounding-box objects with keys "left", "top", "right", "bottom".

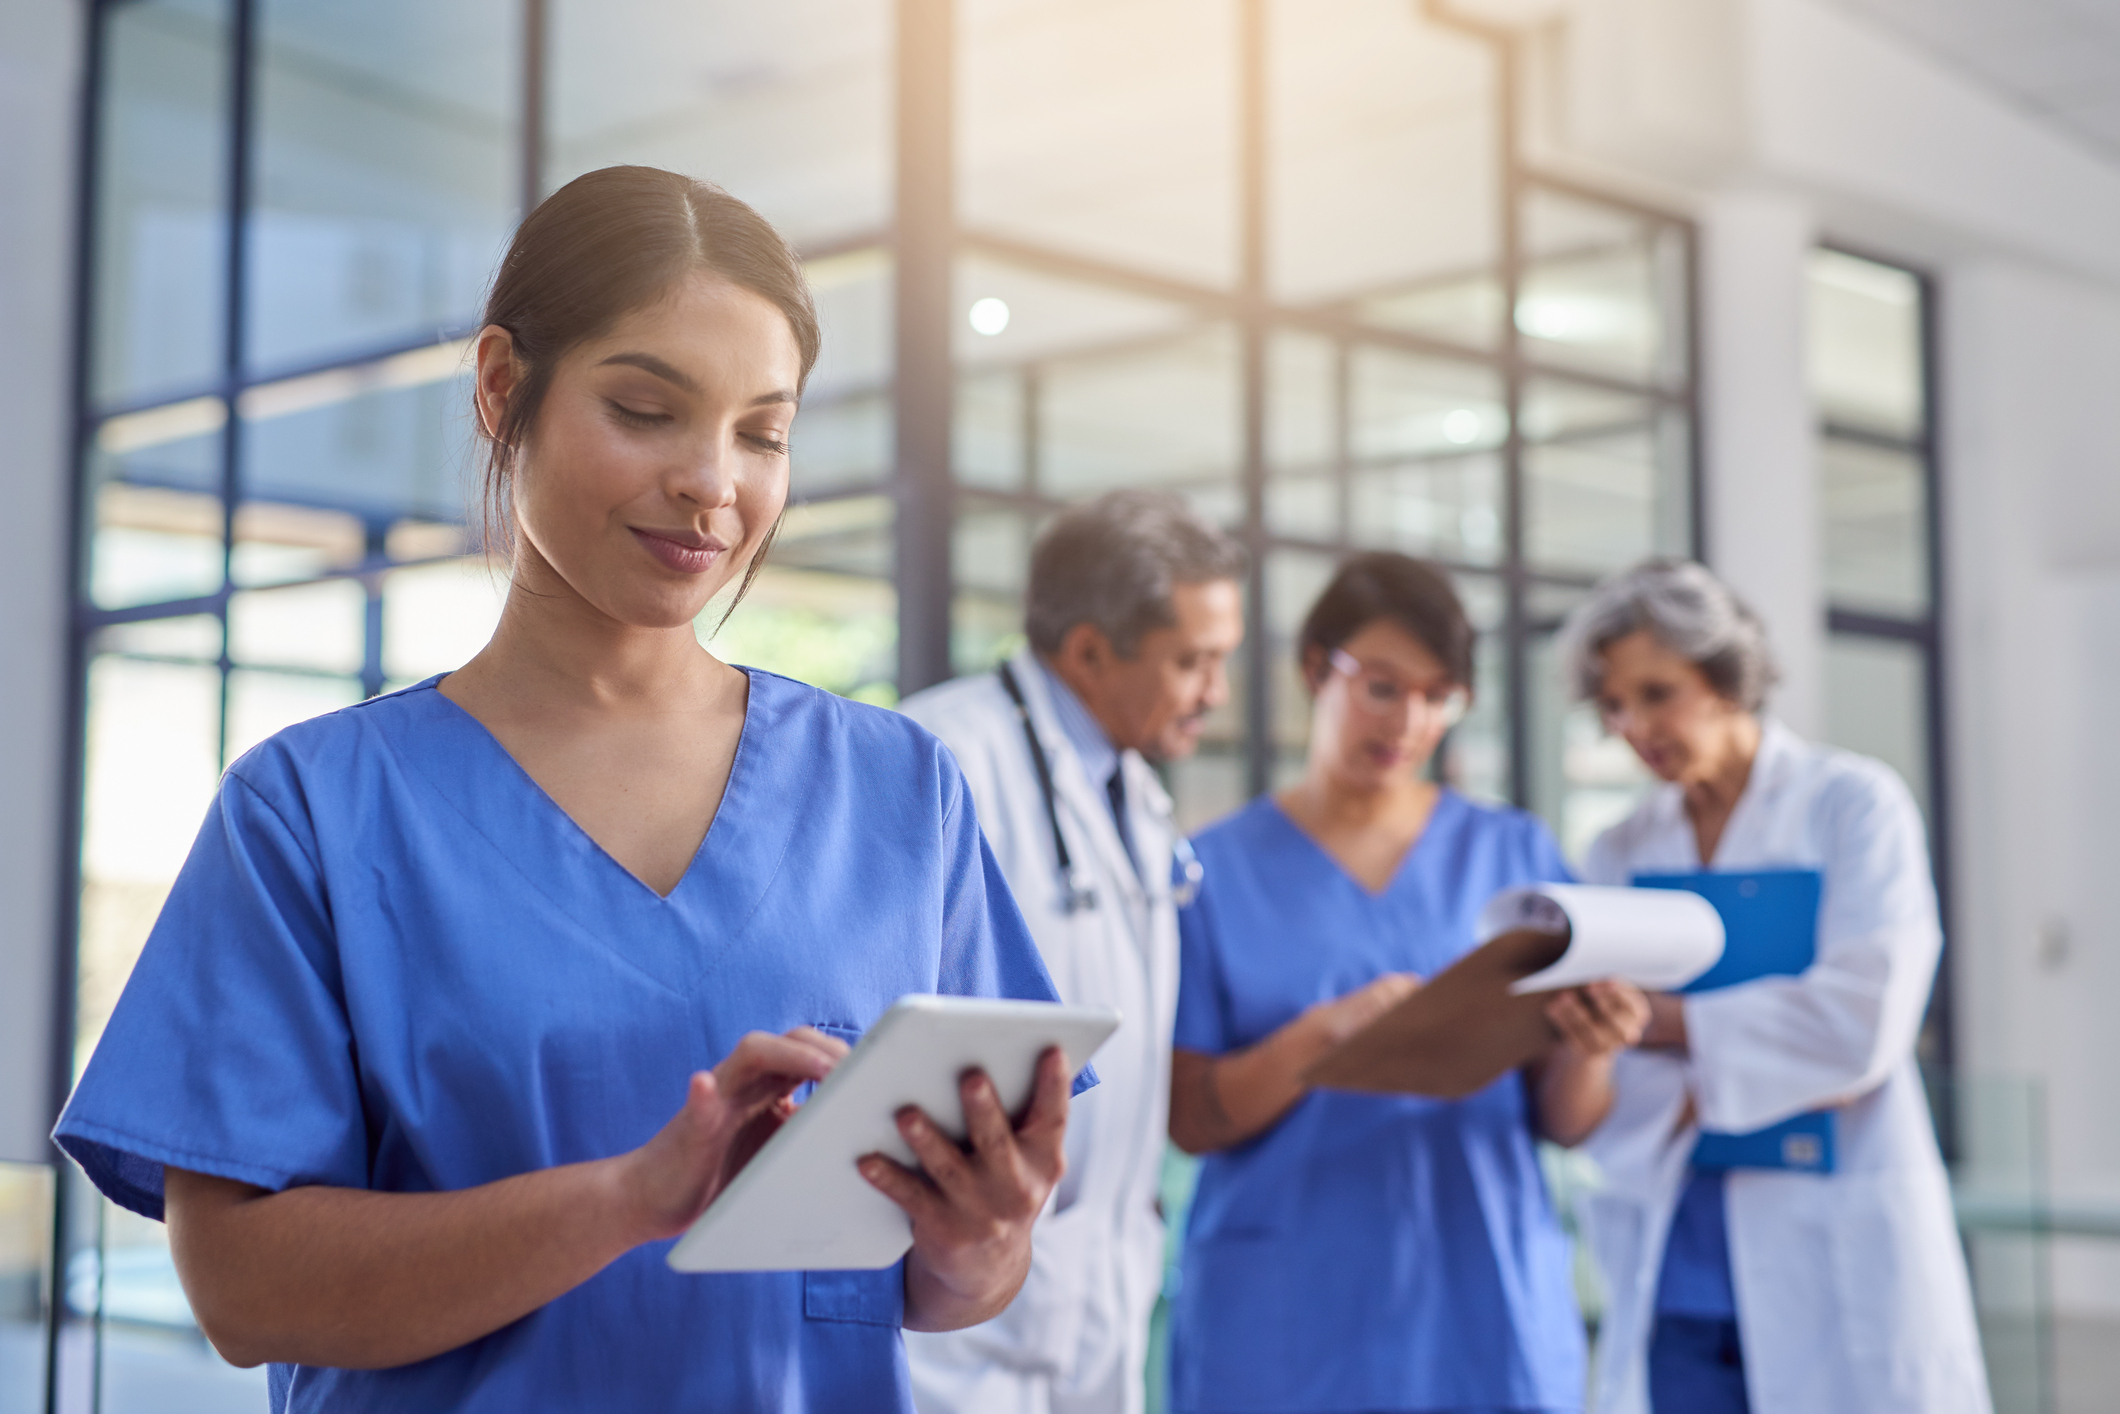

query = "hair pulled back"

[
  {"left": 1298, "top": 552, "right": 1476, "bottom": 692},
  {"left": 1558, "top": 557, "right": 1779, "bottom": 711},
  {"left": 475, "top": 166, "right": 821, "bottom": 563}
]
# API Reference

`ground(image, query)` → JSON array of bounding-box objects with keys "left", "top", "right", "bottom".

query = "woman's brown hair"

[
  {"left": 474, "top": 166, "right": 821, "bottom": 608},
  {"left": 1297, "top": 552, "right": 1476, "bottom": 692}
]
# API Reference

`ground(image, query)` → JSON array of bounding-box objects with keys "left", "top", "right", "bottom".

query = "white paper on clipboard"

[
  {"left": 1480, "top": 883, "right": 1726, "bottom": 995},
  {"left": 666, "top": 995, "right": 1119, "bottom": 1274}
]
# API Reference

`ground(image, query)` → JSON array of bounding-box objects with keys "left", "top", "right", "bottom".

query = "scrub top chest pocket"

[{"left": 796, "top": 1021, "right": 901, "bottom": 1326}]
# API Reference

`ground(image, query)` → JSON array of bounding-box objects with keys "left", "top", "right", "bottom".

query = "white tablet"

[{"left": 666, "top": 995, "right": 1120, "bottom": 1274}]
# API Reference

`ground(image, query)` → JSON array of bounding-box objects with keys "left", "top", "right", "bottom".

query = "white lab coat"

[
  {"left": 897, "top": 648, "right": 1179, "bottom": 1414},
  {"left": 1578, "top": 721, "right": 1991, "bottom": 1414}
]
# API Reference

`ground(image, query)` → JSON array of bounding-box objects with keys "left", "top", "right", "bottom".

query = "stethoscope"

[{"left": 996, "top": 663, "right": 1205, "bottom": 916}]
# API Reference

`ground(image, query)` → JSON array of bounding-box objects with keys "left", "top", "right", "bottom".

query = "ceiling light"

[{"left": 968, "top": 297, "right": 1010, "bottom": 336}]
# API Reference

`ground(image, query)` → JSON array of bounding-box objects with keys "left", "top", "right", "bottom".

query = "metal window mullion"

[
  {"left": 1496, "top": 33, "right": 1530, "bottom": 810},
  {"left": 1684, "top": 218, "right": 1707, "bottom": 564},
  {"left": 1332, "top": 339, "right": 1352, "bottom": 545},
  {"left": 1914, "top": 265, "right": 1957, "bottom": 1117},
  {"left": 892, "top": 0, "right": 955, "bottom": 694},
  {"left": 1021, "top": 364, "right": 1042, "bottom": 498},
  {"left": 47, "top": 0, "right": 116, "bottom": 1405},
  {"left": 217, "top": 0, "right": 259, "bottom": 769},
  {"left": 1238, "top": 0, "right": 1270, "bottom": 797},
  {"left": 521, "top": 0, "right": 546, "bottom": 218}
]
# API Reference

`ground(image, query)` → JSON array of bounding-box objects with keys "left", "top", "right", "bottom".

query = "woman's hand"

[
  {"left": 1533, "top": 980, "right": 1651, "bottom": 1146},
  {"left": 858, "top": 1047, "right": 1071, "bottom": 1331},
  {"left": 166, "top": 1025, "right": 850, "bottom": 1372},
  {"left": 1545, "top": 980, "right": 1651, "bottom": 1060},
  {"left": 1169, "top": 972, "right": 1423, "bottom": 1156},
  {"left": 1300, "top": 971, "right": 1423, "bottom": 1049},
  {"left": 1639, "top": 991, "right": 1689, "bottom": 1051},
  {"left": 618, "top": 1027, "right": 850, "bottom": 1241}
]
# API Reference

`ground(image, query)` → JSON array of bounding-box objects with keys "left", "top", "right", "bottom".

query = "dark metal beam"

[
  {"left": 46, "top": 0, "right": 110, "bottom": 1405},
  {"left": 521, "top": 0, "right": 546, "bottom": 218},
  {"left": 1496, "top": 35, "right": 1532, "bottom": 810},
  {"left": 892, "top": 0, "right": 956, "bottom": 694},
  {"left": 1238, "top": 0, "right": 1271, "bottom": 797}
]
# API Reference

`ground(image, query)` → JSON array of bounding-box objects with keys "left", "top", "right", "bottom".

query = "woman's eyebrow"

[
  {"left": 596, "top": 353, "right": 794, "bottom": 408},
  {"left": 596, "top": 351, "right": 700, "bottom": 393}
]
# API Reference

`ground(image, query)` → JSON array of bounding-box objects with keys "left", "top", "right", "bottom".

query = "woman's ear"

[
  {"left": 1299, "top": 644, "right": 1329, "bottom": 696},
  {"left": 473, "top": 325, "right": 519, "bottom": 442}
]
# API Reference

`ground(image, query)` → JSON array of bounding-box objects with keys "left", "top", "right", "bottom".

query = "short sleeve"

[
  {"left": 1172, "top": 865, "right": 1232, "bottom": 1055},
  {"left": 932, "top": 763, "right": 1097, "bottom": 1097},
  {"left": 54, "top": 766, "right": 369, "bottom": 1221}
]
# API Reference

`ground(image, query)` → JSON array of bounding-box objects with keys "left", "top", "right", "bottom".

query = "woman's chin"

[{"left": 590, "top": 582, "right": 726, "bottom": 633}]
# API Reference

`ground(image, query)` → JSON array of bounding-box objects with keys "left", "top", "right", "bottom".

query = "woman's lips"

[{"left": 630, "top": 527, "right": 726, "bottom": 575}]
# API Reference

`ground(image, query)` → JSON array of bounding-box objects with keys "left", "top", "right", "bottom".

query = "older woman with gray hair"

[{"left": 1560, "top": 559, "right": 1989, "bottom": 1414}]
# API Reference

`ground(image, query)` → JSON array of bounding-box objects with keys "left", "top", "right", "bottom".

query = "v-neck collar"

[
  {"left": 375, "top": 672, "right": 806, "bottom": 997},
  {"left": 425, "top": 669, "right": 757, "bottom": 904},
  {"left": 1263, "top": 788, "right": 1461, "bottom": 902}
]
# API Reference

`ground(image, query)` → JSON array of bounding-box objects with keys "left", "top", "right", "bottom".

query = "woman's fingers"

[
  {"left": 889, "top": 1051, "right": 1070, "bottom": 1228},
  {"left": 858, "top": 1153, "right": 941, "bottom": 1222},
  {"left": 1544, "top": 990, "right": 1599, "bottom": 1052},
  {"left": 1583, "top": 980, "right": 1652, "bottom": 1047},
  {"left": 785, "top": 1026, "right": 852, "bottom": 1061},
  {"left": 959, "top": 1069, "right": 1016, "bottom": 1160},
  {"left": 715, "top": 1030, "right": 842, "bottom": 1107},
  {"left": 1010, "top": 1049, "right": 1072, "bottom": 1181},
  {"left": 1549, "top": 981, "right": 1654, "bottom": 1057},
  {"left": 896, "top": 1105, "right": 975, "bottom": 1195}
]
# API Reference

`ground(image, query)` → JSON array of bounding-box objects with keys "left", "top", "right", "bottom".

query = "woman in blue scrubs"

[
  {"left": 1166, "top": 552, "right": 1649, "bottom": 1414},
  {"left": 54, "top": 166, "right": 1079, "bottom": 1413}
]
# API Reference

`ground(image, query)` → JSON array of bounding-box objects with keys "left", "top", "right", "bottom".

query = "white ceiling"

[{"left": 1822, "top": 0, "right": 2120, "bottom": 162}]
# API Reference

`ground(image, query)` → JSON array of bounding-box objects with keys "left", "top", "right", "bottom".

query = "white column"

[
  {"left": 0, "top": 0, "right": 80, "bottom": 1163},
  {"left": 1942, "top": 263, "right": 2120, "bottom": 1327},
  {"left": 1695, "top": 187, "right": 1824, "bottom": 737}
]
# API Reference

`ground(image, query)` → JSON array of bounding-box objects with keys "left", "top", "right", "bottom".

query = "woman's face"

[
  {"left": 1304, "top": 619, "right": 1467, "bottom": 792},
  {"left": 1592, "top": 629, "right": 1751, "bottom": 784},
  {"left": 479, "top": 272, "right": 803, "bottom": 631}
]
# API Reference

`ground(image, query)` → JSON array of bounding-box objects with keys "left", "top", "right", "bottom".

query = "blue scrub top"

[
  {"left": 55, "top": 671, "right": 1081, "bottom": 1414},
  {"left": 1171, "top": 791, "right": 1586, "bottom": 1414}
]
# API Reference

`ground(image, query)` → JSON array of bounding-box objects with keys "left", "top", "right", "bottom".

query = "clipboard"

[
  {"left": 1636, "top": 869, "right": 1835, "bottom": 1173},
  {"left": 666, "top": 995, "right": 1119, "bottom": 1274},
  {"left": 1302, "top": 884, "right": 1725, "bottom": 1099}
]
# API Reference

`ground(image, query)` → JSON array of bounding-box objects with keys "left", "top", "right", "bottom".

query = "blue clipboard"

[{"left": 1633, "top": 869, "right": 1835, "bottom": 1175}]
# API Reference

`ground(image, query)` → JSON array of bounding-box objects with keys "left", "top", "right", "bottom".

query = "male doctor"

[{"left": 898, "top": 490, "right": 1246, "bottom": 1414}]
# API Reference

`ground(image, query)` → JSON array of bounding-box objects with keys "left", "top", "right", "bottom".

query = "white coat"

[
  {"left": 1578, "top": 720, "right": 1991, "bottom": 1414},
  {"left": 897, "top": 648, "right": 1179, "bottom": 1414}
]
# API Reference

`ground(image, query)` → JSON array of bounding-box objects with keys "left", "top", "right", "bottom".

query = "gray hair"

[
  {"left": 1558, "top": 558, "right": 1780, "bottom": 711},
  {"left": 1025, "top": 490, "right": 1248, "bottom": 657}
]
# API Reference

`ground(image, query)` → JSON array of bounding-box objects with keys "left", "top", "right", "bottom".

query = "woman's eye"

[
  {"left": 744, "top": 432, "right": 791, "bottom": 455},
  {"left": 607, "top": 401, "right": 668, "bottom": 428}
]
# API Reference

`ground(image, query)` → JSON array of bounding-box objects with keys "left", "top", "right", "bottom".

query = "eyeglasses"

[{"left": 1329, "top": 649, "right": 1469, "bottom": 728}]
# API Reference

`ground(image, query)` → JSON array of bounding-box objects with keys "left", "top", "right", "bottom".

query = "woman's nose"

[{"left": 668, "top": 436, "right": 741, "bottom": 507}]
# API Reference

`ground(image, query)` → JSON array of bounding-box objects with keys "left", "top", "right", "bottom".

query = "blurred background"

[{"left": 2, "top": 0, "right": 2118, "bottom": 1410}]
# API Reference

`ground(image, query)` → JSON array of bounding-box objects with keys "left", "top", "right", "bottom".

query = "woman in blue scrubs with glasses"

[
  {"left": 54, "top": 166, "right": 1080, "bottom": 1413},
  {"left": 1166, "top": 553, "right": 1649, "bottom": 1414}
]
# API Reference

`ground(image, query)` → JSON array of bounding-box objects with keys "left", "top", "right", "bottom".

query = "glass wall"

[
  {"left": 57, "top": 2, "right": 1695, "bottom": 1407},
  {"left": 1808, "top": 249, "right": 1944, "bottom": 899},
  {"left": 947, "top": 0, "right": 1697, "bottom": 833}
]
